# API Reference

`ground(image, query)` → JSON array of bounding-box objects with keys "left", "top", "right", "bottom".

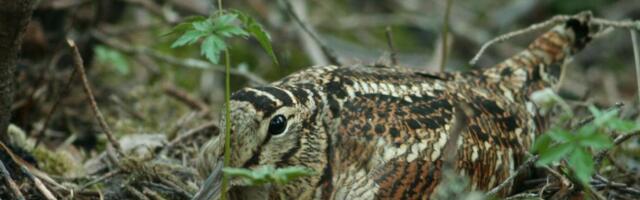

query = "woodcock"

[{"left": 195, "top": 13, "right": 596, "bottom": 199}]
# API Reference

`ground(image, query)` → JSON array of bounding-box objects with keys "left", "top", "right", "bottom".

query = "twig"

[
  {"left": 470, "top": 13, "right": 640, "bottom": 65},
  {"left": 126, "top": 185, "right": 151, "bottom": 200},
  {"left": 486, "top": 155, "right": 539, "bottom": 196},
  {"left": 66, "top": 39, "right": 123, "bottom": 155},
  {"left": 34, "top": 67, "right": 77, "bottom": 148},
  {"left": 157, "top": 176, "right": 193, "bottom": 199},
  {"left": 592, "top": 175, "right": 640, "bottom": 196},
  {"left": 384, "top": 26, "right": 398, "bottom": 66},
  {"left": 78, "top": 169, "right": 121, "bottom": 191},
  {"left": 0, "top": 159, "right": 25, "bottom": 200},
  {"left": 438, "top": 0, "right": 453, "bottom": 72},
  {"left": 161, "top": 120, "right": 218, "bottom": 155},
  {"left": 594, "top": 131, "right": 640, "bottom": 168},
  {"left": 21, "top": 166, "right": 57, "bottom": 200},
  {"left": 141, "top": 181, "right": 193, "bottom": 199},
  {"left": 280, "top": 0, "right": 340, "bottom": 65},
  {"left": 470, "top": 15, "right": 572, "bottom": 65},
  {"left": 162, "top": 84, "right": 209, "bottom": 113},
  {"left": 441, "top": 103, "right": 470, "bottom": 168},
  {"left": 504, "top": 193, "right": 539, "bottom": 200},
  {"left": 142, "top": 186, "right": 168, "bottom": 200},
  {"left": 631, "top": 30, "right": 640, "bottom": 104},
  {"left": 91, "top": 30, "right": 268, "bottom": 85},
  {"left": 591, "top": 18, "right": 640, "bottom": 30}
]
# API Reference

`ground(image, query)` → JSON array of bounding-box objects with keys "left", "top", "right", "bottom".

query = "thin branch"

[
  {"left": 66, "top": 39, "right": 123, "bottom": 155},
  {"left": 21, "top": 166, "right": 57, "bottom": 200},
  {"left": 591, "top": 18, "right": 640, "bottom": 30},
  {"left": 469, "top": 15, "right": 572, "bottom": 65},
  {"left": 470, "top": 13, "right": 640, "bottom": 65},
  {"left": 161, "top": 120, "right": 218, "bottom": 155},
  {"left": 631, "top": 30, "right": 640, "bottom": 104},
  {"left": 384, "top": 26, "right": 398, "bottom": 66},
  {"left": 0, "top": 159, "right": 25, "bottom": 200},
  {"left": 126, "top": 185, "right": 150, "bottom": 200},
  {"left": 595, "top": 131, "right": 640, "bottom": 167},
  {"left": 486, "top": 155, "right": 539, "bottom": 196},
  {"left": 34, "top": 67, "right": 77, "bottom": 148},
  {"left": 78, "top": 169, "right": 121, "bottom": 191},
  {"left": 162, "top": 84, "right": 209, "bottom": 113},
  {"left": 441, "top": 103, "right": 470, "bottom": 168},
  {"left": 438, "top": 0, "right": 453, "bottom": 72},
  {"left": 280, "top": 0, "right": 340, "bottom": 65}
]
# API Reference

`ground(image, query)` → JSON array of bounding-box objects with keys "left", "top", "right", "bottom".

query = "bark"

[{"left": 0, "top": 0, "right": 37, "bottom": 142}]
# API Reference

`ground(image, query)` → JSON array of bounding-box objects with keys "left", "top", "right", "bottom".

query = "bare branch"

[
  {"left": 384, "top": 27, "right": 398, "bottom": 66},
  {"left": 280, "top": 0, "right": 340, "bottom": 65},
  {"left": 66, "top": 39, "right": 124, "bottom": 155},
  {"left": 0, "top": 159, "right": 25, "bottom": 200}
]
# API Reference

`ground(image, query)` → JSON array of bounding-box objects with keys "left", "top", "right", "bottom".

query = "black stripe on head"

[
  {"left": 231, "top": 89, "right": 279, "bottom": 117},
  {"left": 254, "top": 87, "right": 295, "bottom": 107}
]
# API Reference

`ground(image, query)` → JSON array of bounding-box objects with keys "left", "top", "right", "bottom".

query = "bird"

[{"left": 194, "top": 13, "right": 594, "bottom": 200}]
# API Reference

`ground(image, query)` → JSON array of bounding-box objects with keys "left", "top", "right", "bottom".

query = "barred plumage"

[{"left": 196, "top": 14, "right": 594, "bottom": 200}]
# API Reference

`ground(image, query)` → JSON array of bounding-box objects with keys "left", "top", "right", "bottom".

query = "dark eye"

[{"left": 268, "top": 115, "right": 287, "bottom": 135}]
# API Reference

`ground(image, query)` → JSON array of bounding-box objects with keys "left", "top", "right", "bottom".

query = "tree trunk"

[{"left": 0, "top": 0, "right": 37, "bottom": 142}]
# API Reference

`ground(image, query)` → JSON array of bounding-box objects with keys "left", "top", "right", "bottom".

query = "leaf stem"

[
  {"left": 218, "top": 0, "right": 231, "bottom": 200},
  {"left": 222, "top": 48, "right": 231, "bottom": 200}
]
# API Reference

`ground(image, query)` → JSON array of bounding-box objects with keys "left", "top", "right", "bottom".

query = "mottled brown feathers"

[{"left": 197, "top": 16, "right": 594, "bottom": 199}]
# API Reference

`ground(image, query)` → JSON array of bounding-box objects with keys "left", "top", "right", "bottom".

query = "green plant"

[
  {"left": 222, "top": 165, "right": 316, "bottom": 186},
  {"left": 532, "top": 105, "right": 640, "bottom": 184},
  {"left": 168, "top": 4, "right": 312, "bottom": 200},
  {"left": 94, "top": 45, "right": 130, "bottom": 75}
]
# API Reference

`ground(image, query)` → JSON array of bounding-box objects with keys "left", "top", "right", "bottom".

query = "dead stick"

[
  {"left": 631, "top": 30, "right": 640, "bottom": 104},
  {"left": 384, "top": 26, "right": 398, "bottom": 66},
  {"left": 66, "top": 39, "right": 123, "bottom": 155},
  {"left": 486, "top": 155, "right": 539, "bottom": 196},
  {"left": 280, "top": 0, "right": 340, "bottom": 65},
  {"left": 34, "top": 68, "right": 77, "bottom": 148},
  {"left": 0, "top": 159, "right": 25, "bottom": 200},
  {"left": 126, "top": 186, "right": 151, "bottom": 200},
  {"left": 470, "top": 15, "right": 572, "bottom": 65},
  {"left": 162, "top": 120, "right": 218, "bottom": 154},
  {"left": 438, "top": 0, "right": 452, "bottom": 72},
  {"left": 21, "top": 166, "right": 57, "bottom": 200},
  {"left": 595, "top": 131, "right": 640, "bottom": 168},
  {"left": 162, "top": 84, "right": 209, "bottom": 112}
]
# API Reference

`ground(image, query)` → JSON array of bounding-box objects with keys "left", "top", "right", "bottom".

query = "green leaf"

[
  {"left": 201, "top": 35, "right": 226, "bottom": 64},
  {"left": 232, "top": 10, "right": 279, "bottom": 65},
  {"left": 578, "top": 130, "right": 613, "bottom": 150},
  {"left": 592, "top": 107, "right": 619, "bottom": 126},
  {"left": 193, "top": 19, "right": 214, "bottom": 32},
  {"left": 94, "top": 45, "right": 129, "bottom": 75},
  {"left": 587, "top": 105, "right": 602, "bottom": 118},
  {"left": 223, "top": 165, "right": 315, "bottom": 186},
  {"left": 214, "top": 13, "right": 238, "bottom": 27},
  {"left": 271, "top": 166, "right": 316, "bottom": 185},
  {"left": 547, "top": 128, "right": 574, "bottom": 143},
  {"left": 171, "top": 30, "right": 206, "bottom": 48},
  {"left": 532, "top": 134, "right": 552, "bottom": 153},
  {"left": 567, "top": 148, "right": 594, "bottom": 184},
  {"left": 217, "top": 25, "right": 249, "bottom": 38},
  {"left": 163, "top": 16, "right": 207, "bottom": 36},
  {"left": 536, "top": 143, "right": 575, "bottom": 166},
  {"left": 607, "top": 118, "right": 640, "bottom": 133}
]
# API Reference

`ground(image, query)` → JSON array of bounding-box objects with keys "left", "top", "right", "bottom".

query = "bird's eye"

[{"left": 268, "top": 115, "right": 287, "bottom": 135}]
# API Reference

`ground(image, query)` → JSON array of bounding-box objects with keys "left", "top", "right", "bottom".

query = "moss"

[{"left": 31, "top": 147, "right": 84, "bottom": 177}]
